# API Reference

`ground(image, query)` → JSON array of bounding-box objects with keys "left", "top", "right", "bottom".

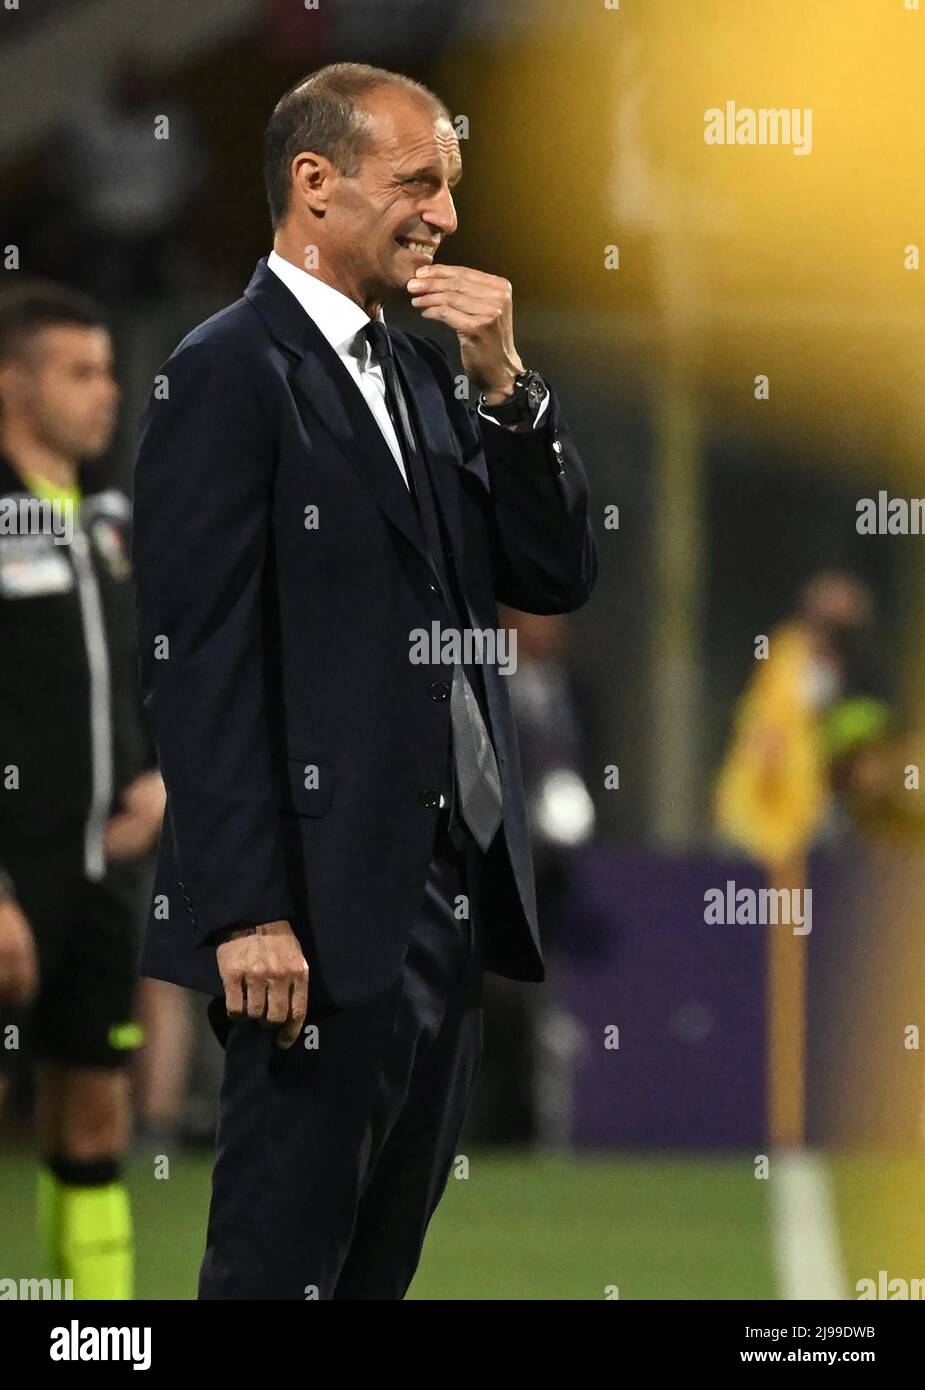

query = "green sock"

[
  {"left": 38, "top": 1163, "right": 134, "bottom": 1300},
  {"left": 36, "top": 1165, "right": 61, "bottom": 1274}
]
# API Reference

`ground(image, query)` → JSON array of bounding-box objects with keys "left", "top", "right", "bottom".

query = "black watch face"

[{"left": 523, "top": 373, "right": 545, "bottom": 412}]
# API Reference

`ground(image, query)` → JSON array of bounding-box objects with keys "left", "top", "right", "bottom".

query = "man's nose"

[{"left": 422, "top": 186, "right": 457, "bottom": 238}]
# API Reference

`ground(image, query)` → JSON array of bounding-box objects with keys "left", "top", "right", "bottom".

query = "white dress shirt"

[
  {"left": 268, "top": 250, "right": 410, "bottom": 488},
  {"left": 267, "top": 250, "right": 548, "bottom": 494}
]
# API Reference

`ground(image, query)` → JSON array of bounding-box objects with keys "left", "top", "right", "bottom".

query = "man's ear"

[{"left": 290, "top": 151, "right": 335, "bottom": 217}]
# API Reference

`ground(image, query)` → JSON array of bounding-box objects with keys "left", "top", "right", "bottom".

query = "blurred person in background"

[
  {"left": 35, "top": 55, "right": 205, "bottom": 305},
  {"left": 0, "top": 283, "right": 164, "bottom": 1299},
  {"left": 824, "top": 696, "right": 925, "bottom": 848},
  {"left": 133, "top": 974, "right": 224, "bottom": 1150},
  {"left": 714, "top": 570, "right": 882, "bottom": 871},
  {"left": 467, "top": 610, "right": 596, "bottom": 1148}
]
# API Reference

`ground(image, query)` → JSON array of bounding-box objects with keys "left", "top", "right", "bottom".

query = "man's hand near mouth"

[{"left": 406, "top": 264, "right": 524, "bottom": 402}]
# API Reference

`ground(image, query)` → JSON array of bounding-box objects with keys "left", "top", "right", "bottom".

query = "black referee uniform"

[{"left": 0, "top": 454, "right": 155, "bottom": 1076}]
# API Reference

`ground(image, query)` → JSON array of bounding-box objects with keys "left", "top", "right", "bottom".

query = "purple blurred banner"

[
  {"left": 562, "top": 850, "right": 769, "bottom": 1149},
  {"left": 561, "top": 843, "right": 923, "bottom": 1148}
]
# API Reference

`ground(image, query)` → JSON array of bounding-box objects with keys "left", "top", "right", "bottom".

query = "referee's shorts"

[{"left": 0, "top": 835, "right": 147, "bottom": 1076}]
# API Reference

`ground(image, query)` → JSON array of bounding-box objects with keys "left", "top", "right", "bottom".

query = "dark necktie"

[{"left": 363, "top": 319, "right": 503, "bottom": 854}]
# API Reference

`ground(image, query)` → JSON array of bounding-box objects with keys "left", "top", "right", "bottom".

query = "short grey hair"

[{"left": 263, "top": 62, "right": 449, "bottom": 228}]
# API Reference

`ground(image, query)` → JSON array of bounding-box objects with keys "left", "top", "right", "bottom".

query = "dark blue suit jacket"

[{"left": 132, "top": 258, "right": 596, "bottom": 1006}]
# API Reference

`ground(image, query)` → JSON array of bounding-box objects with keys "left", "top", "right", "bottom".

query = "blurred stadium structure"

[{"left": 2, "top": 0, "right": 925, "bottom": 1298}]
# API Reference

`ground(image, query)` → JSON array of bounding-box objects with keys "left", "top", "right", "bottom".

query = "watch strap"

[{"left": 479, "top": 369, "right": 547, "bottom": 426}]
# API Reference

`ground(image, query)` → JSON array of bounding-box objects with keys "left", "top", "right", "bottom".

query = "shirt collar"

[{"left": 266, "top": 250, "right": 385, "bottom": 361}]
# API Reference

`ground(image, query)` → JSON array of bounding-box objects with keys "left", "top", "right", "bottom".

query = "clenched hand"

[
  {"left": 217, "top": 921, "right": 308, "bottom": 1050},
  {"left": 407, "top": 264, "right": 524, "bottom": 401}
]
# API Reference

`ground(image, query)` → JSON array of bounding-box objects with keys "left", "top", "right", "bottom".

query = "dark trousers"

[{"left": 198, "top": 814, "right": 484, "bottom": 1300}]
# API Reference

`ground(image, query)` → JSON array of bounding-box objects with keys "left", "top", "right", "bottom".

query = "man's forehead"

[
  {"left": 364, "top": 94, "right": 461, "bottom": 173},
  {"left": 31, "top": 324, "right": 111, "bottom": 363}
]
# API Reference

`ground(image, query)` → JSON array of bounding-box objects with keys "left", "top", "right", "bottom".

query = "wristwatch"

[{"left": 478, "top": 369, "right": 547, "bottom": 427}]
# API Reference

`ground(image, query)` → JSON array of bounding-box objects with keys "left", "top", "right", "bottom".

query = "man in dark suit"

[{"left": 132, "top": 61, "right": 596, "bottom": 1300}]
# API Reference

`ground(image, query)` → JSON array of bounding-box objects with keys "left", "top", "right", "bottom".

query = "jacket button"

[
  {"left": 429, "top": 680, "right": 450, "bottom": 701},
  {"left": 418, "top": 788, "right": 441, "bottom": 809},
  {"left": 429, "top": 579, "right": 444, "bottom": 601}
]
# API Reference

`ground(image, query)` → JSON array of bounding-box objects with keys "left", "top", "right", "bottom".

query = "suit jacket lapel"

[
  {"left": 244, "top": 259, "right": 429, "bottom": 566},
  {"left": 290, "top": 348, "right": 430, "bottom": 563}
]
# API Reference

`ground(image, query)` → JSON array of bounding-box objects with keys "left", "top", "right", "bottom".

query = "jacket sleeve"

[
  {"left": 411, "top": 334, "right": 597, "bottom": 615},
  {"left": 131, "top": 340, "right": 294, "bottom": 948}
]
